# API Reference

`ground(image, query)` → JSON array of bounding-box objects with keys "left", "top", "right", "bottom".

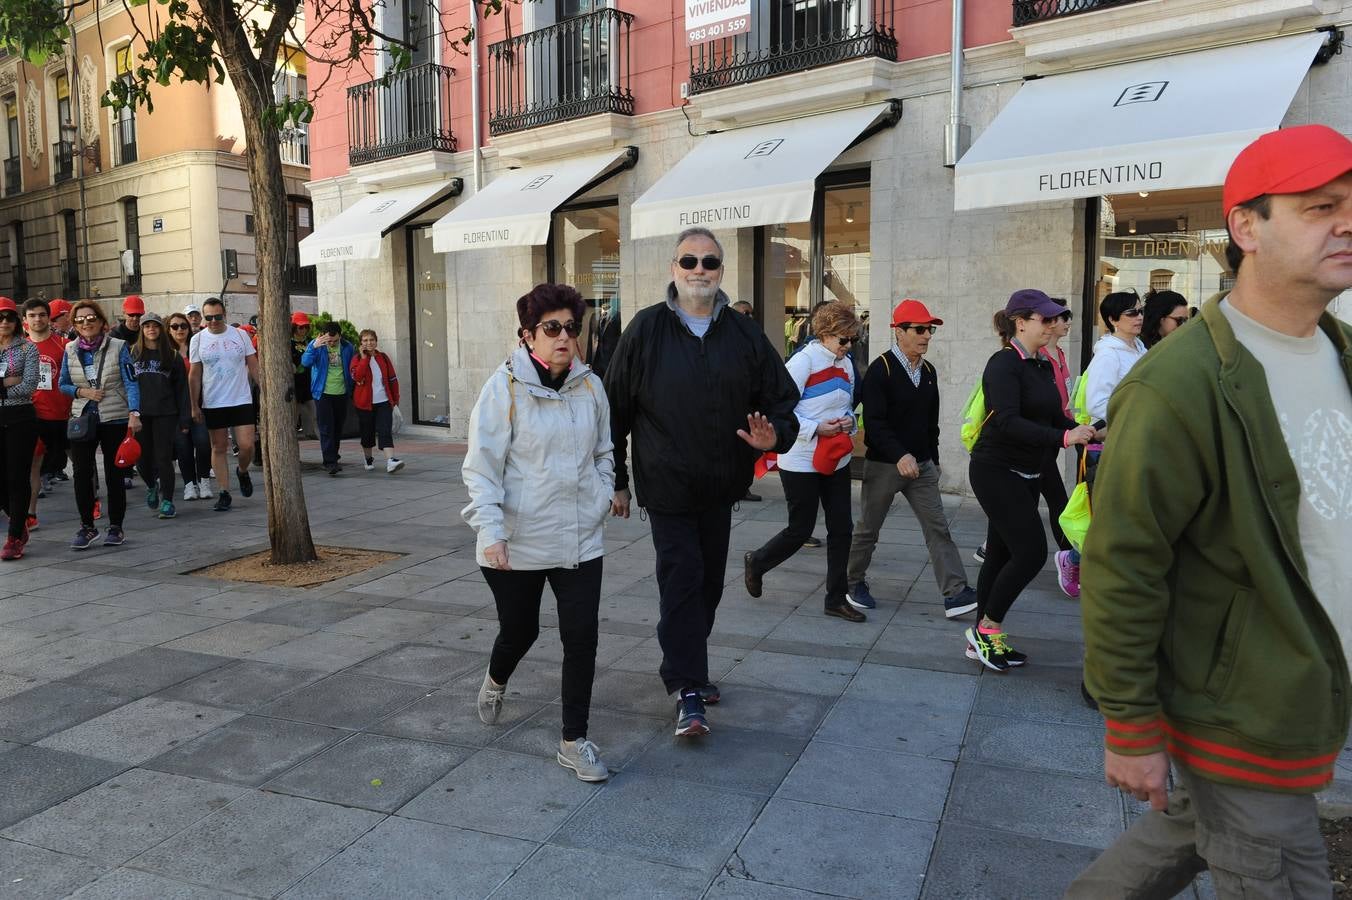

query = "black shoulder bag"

[{"left": 67, "top": 342, "right": 109, "bottom": 442}]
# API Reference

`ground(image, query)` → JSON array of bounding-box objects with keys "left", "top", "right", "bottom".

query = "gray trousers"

[
  {"left": 1065, "top": 766, "right": 1331, "bottom": 899},
  {"left": 846, "top": 458, "right": 968, "bottom": 597}
]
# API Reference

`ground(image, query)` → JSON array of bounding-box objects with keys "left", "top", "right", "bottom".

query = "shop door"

[
  {"left": 407, "top": 224, "right": 451, "bottom": 424},
  {"left": 551, "top": 202, "right": 621, "bottom": 374}
]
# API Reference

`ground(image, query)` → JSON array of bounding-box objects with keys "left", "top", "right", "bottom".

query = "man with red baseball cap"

[
  {"left": 1071, "top": 124, "right": 1352, "bottom": 896},
  {"left": 843, "top": 298, "right": 977, "bottom": 618},
  {"left": 290, "top": 311, "right": 317, "bottom": 439},
  {"left": 47, "top": 299, "right": 73, "bottom": 338},
  {"left": 110, "top": 295, "right": 145, "bottom": 342}
]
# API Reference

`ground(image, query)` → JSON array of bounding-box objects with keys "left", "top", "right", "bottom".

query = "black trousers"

[
  {"left": 481, "top": 557, "right": 602, "bottom": 741},
  {"left": 316, "top": 394, "right": 347, "bottom": 466},
  {"left": 969, "top": 459, "right": 1047, "bottom": 624},
  {"left": 649, "top": 504, "right": 732, "bottom": 695},
  {"left": 37, "top": 417, "right": 67, "bottom": 478},
  {"left": 752, "top": 467, "right": 853, "bottom": 607},
  {"left": 1040, "top": 456, "right": 1071, "bottom": 553},
  {"left": 176, "top": 421, "right": 211, "bottom": 486},
  {"left": 72, "top": 423, "right": 130, "bottom": 529},
  {"left": 0, "top": 412, "right": 38, "bottom": 539},
  {"left": 357, "top": 402, "right": 394, "bottom": 452},
  {"left": 136, "top": 414, "right": 179, "bottom": 501}
]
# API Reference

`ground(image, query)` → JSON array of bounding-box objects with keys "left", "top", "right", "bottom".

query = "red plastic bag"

[{"left": 114, "top": 428, "right": 141, "bottom": 468}]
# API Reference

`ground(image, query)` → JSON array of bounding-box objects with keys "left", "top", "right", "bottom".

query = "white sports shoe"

[
  {"left": 182, "top": 481, "right": 199, "bottom": 501},
  {"left": 197, "top": 479, "right": 214, "bottom": 500},
  {"left": 557, "top": 738, "right": 609, "bottom": 782},
  {"left": 386, "top": 458, "right": 404, "bottom": 474}
]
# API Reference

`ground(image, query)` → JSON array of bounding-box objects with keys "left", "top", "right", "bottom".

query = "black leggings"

[
  {"left": 969, "top": 459, "right": 1047, "bottom": 625},
  {"left": 72, "top": 423, "right": 130, "bottom": 529},
  {"left": 357, "top": 402, "right": 394, "bottom": 452},
  {"left": 1040, "top": 456, "right": 1071, "bottom": 553},
  {"left": 176, "top": 421, "right": 211, "bottom": 486},
  {"left": 752, "top": 467, "right": 853, "bottom": 607},
  {"left": 0, "top": 414, "right": 38, "bottom": 539},
  {"left": 136, "top": 414, "right": 178, "bottom": 501},
  {"left": 482, "top": 557, "right": 602, "bottom": 741}
]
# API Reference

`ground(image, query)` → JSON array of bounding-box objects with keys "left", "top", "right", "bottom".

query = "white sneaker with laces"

[
  {"left": 363, "top": 459, "right": 375, "bottom": 472},
  {"left": 183, "top": 481, "right": 199, "bottom": 501},
  {"left": 557, "top": 738, "right": 609, "bottom": 782},
  {"left": 477, "top": 669, "right": 505, "bottom": 725},
  {"left": 387, "top": 458, "right": 404, "bottom": 474},
  {"left": 197, "top": 479, "right": 214, "bottom": 500}
]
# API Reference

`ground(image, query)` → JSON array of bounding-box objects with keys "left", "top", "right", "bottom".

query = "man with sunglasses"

[
  {"left": 22, "top": 299, "right": 70, "bottom": 532},
  {"left": 845, "top": 299, "right": 976, "bottom": 618},
  {"left": 188, "top": 298, "right": 259, "bottom": 511},
  {"left": 110, "top": 295, "right": 145, "bottom": 343},
  {"left": 606, "top": 226, "right": 799, "bottom": 738}
]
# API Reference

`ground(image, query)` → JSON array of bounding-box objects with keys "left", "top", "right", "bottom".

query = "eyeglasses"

[
  {"left": 675, "top": 254, "right": 723, "bottom": 271},
  {"left": 893, "top": 324, "right": 938, "bottom": 334},
  {"left": 537, "top": 320, "right": 581, "bottom": 338},
  {"left": 169, "top": 323, "right": 189, "bottom": 330},
  {"left": 72, "top": 315, "right": 101, "bottom": 324},
  {"left": 832, "top": 335, "right": 858, "bottom": 346},
  {"left": 203, "top": 314, "right": 225, "bottom": 322},
  {"left": 1167, "top": 315, "right": 1190, "bottom": 327},
  {"left": 1120, "top": 307, "right": 1144, "bottom": 318}
]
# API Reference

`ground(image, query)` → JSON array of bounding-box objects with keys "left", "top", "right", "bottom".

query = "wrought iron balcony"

[
  {"left": 1012, "top": 0, "right": 1147, "bottom": 26},
  {"left": 488, "top": 7, "right": 634, "bottom": 136},
  {"left": 689, "top": 0, "right": 896, "bottom": 94},
  {"left": 120, "top": 249, "right": 141, "bottom": 294},
  {"left": 348, "top": 63, "right": 456, "bottom": 166},
  {"left": 286, "top": 263, "right": 317, "bottom": 293},
  {"left": 59, "top": 257, "right": 79, "bottom": 297},
  {"left": 3, "top": 156, "right": 18, "bottom": 197},
  {"left": 280, "top": 126, "right": 310, "bottom": 166},
  {"left": 112, "top": 116, "right": 137, "bottom": 166},
  {"left": 52, "top": 141, "right": 73, "bottom": 183}
]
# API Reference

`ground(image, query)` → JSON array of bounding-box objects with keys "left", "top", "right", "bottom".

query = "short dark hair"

[
  {"left": 22, "top": 298, "right": 49, "bottom": 316},
  {"left": 1099, "top": 291, "right": 1140, "bottom": 333},
  {"left": 1225, "top": 195, "right": 1271, "bottom": 273},
  {"left": 1142, "top": 289, "right": 1188, "bottom": 348},
  {"left": 516, "top": 283, "right": 587, "bottom": 339},
  {"left": 202, "top": 297, "right": 226, "bottom": 312}
]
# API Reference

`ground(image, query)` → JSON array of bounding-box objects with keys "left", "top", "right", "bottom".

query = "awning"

[
  {"left": 431, "top": 148, "right": 637, "bottom": 252},
  {"left": 299, "top": 179, "right": 461, "bottom": 266},
  {"left": 954, "top": 32, "right": 1329, "bottom": 211},
  {"left": 630, "top": 102, "right": 900, "bottom": 239}
]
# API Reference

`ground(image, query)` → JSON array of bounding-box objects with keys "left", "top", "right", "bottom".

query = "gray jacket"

[{"left": 461, "top": 346, "right": 615, "bottom": 571}]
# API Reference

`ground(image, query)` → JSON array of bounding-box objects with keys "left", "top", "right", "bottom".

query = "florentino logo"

[
  {"left": 745, "top": 139, "right": 782, "bottom": 159},
  {"left": 1114, "top": 82, "right": 1168, "bottom": 106}
]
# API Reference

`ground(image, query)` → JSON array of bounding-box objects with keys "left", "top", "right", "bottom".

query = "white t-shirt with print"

[{"left": 190, "top": 326, "right": 256, "bottom": 409}]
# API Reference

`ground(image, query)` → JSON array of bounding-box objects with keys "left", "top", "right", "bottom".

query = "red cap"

[
  {"left": 49, "top": 299, "right": 72, "bottom": 318},
  {"left": 123, "top": 295, "right": 146, "bottom": 315},
  {"left": 890, "top": 298, "right": 943, "bottom": 328},
  {"left": 290, "top": 312, "right": 311, "bottom": 327},
  {"left": 0, "top": 297, "right": 16, "bottom": 313},
  {"left": 1223, "top": 125, "right": 1352, "bottom": 217}
]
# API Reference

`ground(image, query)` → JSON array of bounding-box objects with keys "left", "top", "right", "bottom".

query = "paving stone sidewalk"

[{"left": 0, "top": 439, "right": 1346, "bottom": 898}]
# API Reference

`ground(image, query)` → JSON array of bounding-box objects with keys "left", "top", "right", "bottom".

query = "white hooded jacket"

[
  {"left": 461, "top": 346, "right": 614, "bottom": 570},
  {"left": 1084, "top": 332, "right": 1148, "bottom": 422}
]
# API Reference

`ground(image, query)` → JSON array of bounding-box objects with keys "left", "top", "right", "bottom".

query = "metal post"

[{"left": 943, "top": 0, "right": 970, "bottom": 168}]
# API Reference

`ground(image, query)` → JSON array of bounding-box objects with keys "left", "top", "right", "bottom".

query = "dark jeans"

[
  {"left": 1040, "top": 456, "right": 1071, "bottom": 553},
  {"left": 72, "top": 423, "right": 130, "bottom": 529},
  {"left": 481, "top": 557, "right": 602, "bottom": 741},
  {"left": 752, "top": 467, "right": 853, "bottom": 607},
  {"left": 969, "top": 459, "right": 1047, "bottom": 624},
  {"left": 316, "top": 393, "right": 347, "bottom": 466},
  {"left": 357, "top": 401, "right": 394, "bottom": 452},
  {"left": 176, "top": 421, "right": 212, "bottom": 486},
  {"left": 136, "top": 415, "right": 179, "bottom": 501},
  {"left": 0, "top": 412, "right": 38, "bottom": 539},
  {"left": 649, "top": 504, "right": 733, "bottom": 695}
]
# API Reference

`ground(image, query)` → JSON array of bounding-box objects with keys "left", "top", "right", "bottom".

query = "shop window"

[
  {"left": 1149, "top": 269, "right": 1175, "bottom": 293},
  {"left": 121, "top": 197, "right": 141, "bottom": 292},
  {"left": 550, "top": 201, "right": 620, "bottom": 373},
  {"left": 59, "top": 209, "right": 78, "bottom": 297},
  {"left": 1099, "top": 188, "right": 1229, "bottom": 316},
  {"left": 3, "top": 96, "right": 19, "bottom": 196},
  {"left": 406, "top": 224, "right": 450, "bottom": 425}
]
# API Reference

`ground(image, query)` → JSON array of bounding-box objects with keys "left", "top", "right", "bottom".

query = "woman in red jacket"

[{"left": 350, "top": 329, "right": 404, "bottom": 473}]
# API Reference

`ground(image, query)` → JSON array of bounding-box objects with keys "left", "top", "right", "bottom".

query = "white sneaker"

[
  {"left": 182, "top": 481, "right": 199, "bottom": 501},
  {"left": 386, "top": 458, "right": 404, "bottom": 474},
  {"left": 477, "top": 669, "right": 505, "bottom": 725},
  {"left": 363, "top": 459, "right": 375, "bottom": 472},
  {"left": 557, "top": 739, "right": 609, "bottom": 782},
  {"left": 197, "top": 479, "right": 214, "bottom": 500}
]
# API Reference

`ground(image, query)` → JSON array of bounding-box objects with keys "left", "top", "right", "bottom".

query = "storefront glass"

[
  {"left": 408, "top": 224, "right": 450, "bottom": 424},
  {"left": 551, "top": 202, "right": 620, "bottom": 371}
]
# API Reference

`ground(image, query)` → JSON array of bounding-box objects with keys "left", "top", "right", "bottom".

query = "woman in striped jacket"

[{"left": 743, "top": 302, "right": 865, "bottom": 622}]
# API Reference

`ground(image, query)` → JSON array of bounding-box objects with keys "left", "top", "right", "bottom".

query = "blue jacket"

[{"left": 300, "top": 338, "right": 355, "bottom": 401}]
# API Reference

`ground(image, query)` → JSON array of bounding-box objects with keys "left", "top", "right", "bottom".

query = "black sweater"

[
  {"left": 129, "top": 350, "right": 190, "bottom": 427},
  {"left": 971, "top": 345, "right": 1075, "bottom": 474},
  {"left": 861, "top": 350, "right": 940, "bottom": 466}
]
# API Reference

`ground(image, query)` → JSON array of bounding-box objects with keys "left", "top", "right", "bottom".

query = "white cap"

[{"left": 183, "top": 304, "right": 201, "bottom": 315}]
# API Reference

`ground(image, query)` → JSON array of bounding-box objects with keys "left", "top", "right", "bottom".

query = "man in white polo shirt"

[{"left": 189, "top": 297, "right": 259, "bottom": 512}]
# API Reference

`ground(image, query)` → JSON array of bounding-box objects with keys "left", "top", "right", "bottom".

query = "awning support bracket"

[
  {"left": 845, "top": 99, "right": 903, "bottom": 153},
  {"left": 561, "top": 146, "right": 640, "bottom": 208},
  {"left": 1316, "top": 27, "right": 1344, "bottom": 66},
  {"left": 379, "top": 177, "right": 464, "bottom": 238}
]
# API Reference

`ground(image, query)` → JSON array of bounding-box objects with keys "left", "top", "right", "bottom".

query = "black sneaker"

[
  {"left": 236, "top": 467, "right": 254, "bottom": 498},
  {"left": 675, "top": 689, "right": 709, "bottom": 737},
  {"left": 213, "top": 490, "right": 233, "bottom": 512},
  {"left": 964, "top": 627, "right": 1010, "bottom": 673},
  {"left": 743, "top": 551, "right": 763, "bottom": 598},
  {"left": 742, "top": 492, "right": 762, "bottom": 502},
  {"left": 326, "top": 464, "right": 341, "bottom": 476},
  {"left": 944, "top": 586, "right": 979, "bottom": 619},
  {"left": 698, "top": 683, "right": 721, "bottom": 705},
  {"left": 803, "top": 536, "right": 823, "bottom": 549},
  {"left": 973, "top": 544, "right": 987, "bottom": 565}
]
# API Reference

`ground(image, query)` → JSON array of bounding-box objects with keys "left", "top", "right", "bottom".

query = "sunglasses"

[
  {"left": 537, "top": 320, "right": 581, "bottom": 338},
  {"left": 0, "top": 313, "right": 18, "bottom": 324},
  {"left": 675, "top": 254, "right": 723, "bottom": 271},
  {"left": 203, "top": 314, "right": 225, "bottom": 322},
  {"left": 1167, "top": 315, "right": 1190, "bottom": 327},
  {"left": 1120, "top": 307, "right": 1144, "bottom": 318},
  {"left": 72, "top": 315, "right": 101, "bottom": 324},
  {"left": 169, "top": 323, "right": 189, "bottom": 330},
  {"left": 831, "top": 335, "right": 858, "bottom": 346},
  {"left": 893, "top": 324, "right": 938, "bottom": 334}
]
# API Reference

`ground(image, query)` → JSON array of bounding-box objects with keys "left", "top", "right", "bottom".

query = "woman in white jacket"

[
  {"left": 1083, "top": 291, "right": 1148, "bottom": 424},
  {"left": 743, "top": 302, "right": 866, "bottom": 622},
  {"left": 462, "top": 284, "right": 614, "bottom": 783}
]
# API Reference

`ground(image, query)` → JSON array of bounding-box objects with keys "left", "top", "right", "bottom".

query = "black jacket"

[
  {"left": 861, "top": 350, "right": 940, "bottom": 466},
  {"left": 130, "top": 350, "right": 190, "bottom": 427},
  {"left": 605, "top": 287, "right": 800, "bottom": 514},
  {"left": 971, "top": 344, "right": 1075, "bottom": 474},
  {"left": 110, "top": 323, "right": 139, "bottom": 343}
]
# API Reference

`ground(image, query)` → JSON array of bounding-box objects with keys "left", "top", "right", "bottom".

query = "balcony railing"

[
  {"left": 280, "top": 126, "right": 310, "bottom": 166},
  {"left": 3, "top": 156, "right": 18, "bottom": 196},
  {"left": 1012, "top": 0, "right": 1146, "bottom": 25},
  {"left": 11, "top": 263, "right": 26, "bottom": 301},
  {"left": 286, "top": 262, "right": 317, "bottom": 293},
  {"left": 689, "top": 0, "right": 896, "bottom": 94},
  {"left": 52, "top": 141, "right": 73, "bottom": 183},
  {"left": 59, "top": 257, "right": 79, "bottom": 297},
  {"left": 348, "top": 63, "right": 456, "bottom": 165},
  {"left": 112, "top": 116, "right": 137, "bottom": 166},
  {"left": 488, "top": 7, "right": 634, "bottom": 136},
  {"left": 120, "top": 249, "right": 141, "bottom": 294}
]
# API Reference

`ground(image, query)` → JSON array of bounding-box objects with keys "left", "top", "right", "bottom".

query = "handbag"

[
  {"left": 1058, "top": 451, "right": 1093, "bottom": 554},
  {"left": 67, "top": 342, "right": 110, "bottom": 442}
]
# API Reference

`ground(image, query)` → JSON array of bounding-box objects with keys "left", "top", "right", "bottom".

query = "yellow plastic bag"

[
  {"left": 960, "top": 382, "right": 994, "bottom": 452},
  {"left": 1058, "top": 453, "right": 1092, "bottom": 553}
]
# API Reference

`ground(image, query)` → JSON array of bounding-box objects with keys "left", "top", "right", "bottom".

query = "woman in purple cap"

[{"left": 966, "top": 289, "right": 1097, "bottom": 672}]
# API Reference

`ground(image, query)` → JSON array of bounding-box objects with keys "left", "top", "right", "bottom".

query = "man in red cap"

[
  {"left": 843, "top": 298, "right": 976, "bottom": 618},
  {"left": 47, "top": 299, "right": 72, "bottom": 339},
  {"left": 1071, "top": 124, "right": 1352, "bottom": 895},
  {"left": 289, "top": 312, "right": 317, "bottom": 439},
  {"left": 110, "top": 295, "right": 144, "bottom": 342}
]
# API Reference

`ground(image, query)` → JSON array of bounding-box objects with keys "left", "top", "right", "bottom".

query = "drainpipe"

[
  {"left": 470, "top": 0, "right": 482, "bottom": 191},
  {"left": 943, "top": 0, "right": 970, "bottom": 168}
]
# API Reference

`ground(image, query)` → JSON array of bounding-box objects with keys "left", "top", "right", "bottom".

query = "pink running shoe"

[{"left": 1056, "top": 550, "right": 1081, "bottom": 599}]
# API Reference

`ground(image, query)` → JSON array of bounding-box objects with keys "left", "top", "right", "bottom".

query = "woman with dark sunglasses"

[
  {"left": 1141, "top": 289, "right": 1190, "bottom": 349},
  {"left": 744, "top": 301, "right": 866, "bottom": 622},
  {"left": 462, "top": 283, "right": 615, "bottom": 784},
  {"left": 0, "top": 298, "right": 40, "bottom": 559}
]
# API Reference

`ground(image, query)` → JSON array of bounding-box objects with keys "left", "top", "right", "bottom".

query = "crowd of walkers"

[{"left": 0, "top": 294, "right": 407, "bottom": 559}]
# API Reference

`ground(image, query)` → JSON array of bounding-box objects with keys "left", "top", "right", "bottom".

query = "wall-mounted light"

[
  {"left": 844, "top": 204, "right": 856, "bottom": 224},
  {"left": 1138, "top": 191, "right": 1150, "bottom": 198},
  {"left": 1175, "top": 215, "right": 1187, "bottom": 232},
  {"left": 1128, "top": 218, "right": 1137, "bottom": 234}
]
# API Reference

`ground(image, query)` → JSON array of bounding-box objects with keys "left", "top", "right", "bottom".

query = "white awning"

[
  {"left": 630, "top": 103, "right": 897, "bottom": 239},
  {"left": 954, "top": 32, "right": 1328, "bottom": 211},
  {"left": 299, "top": 180, "right": 459, "bottom": 266},
  {"left": 431, "top": 149, "right": 635, "bottom": 252}
]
